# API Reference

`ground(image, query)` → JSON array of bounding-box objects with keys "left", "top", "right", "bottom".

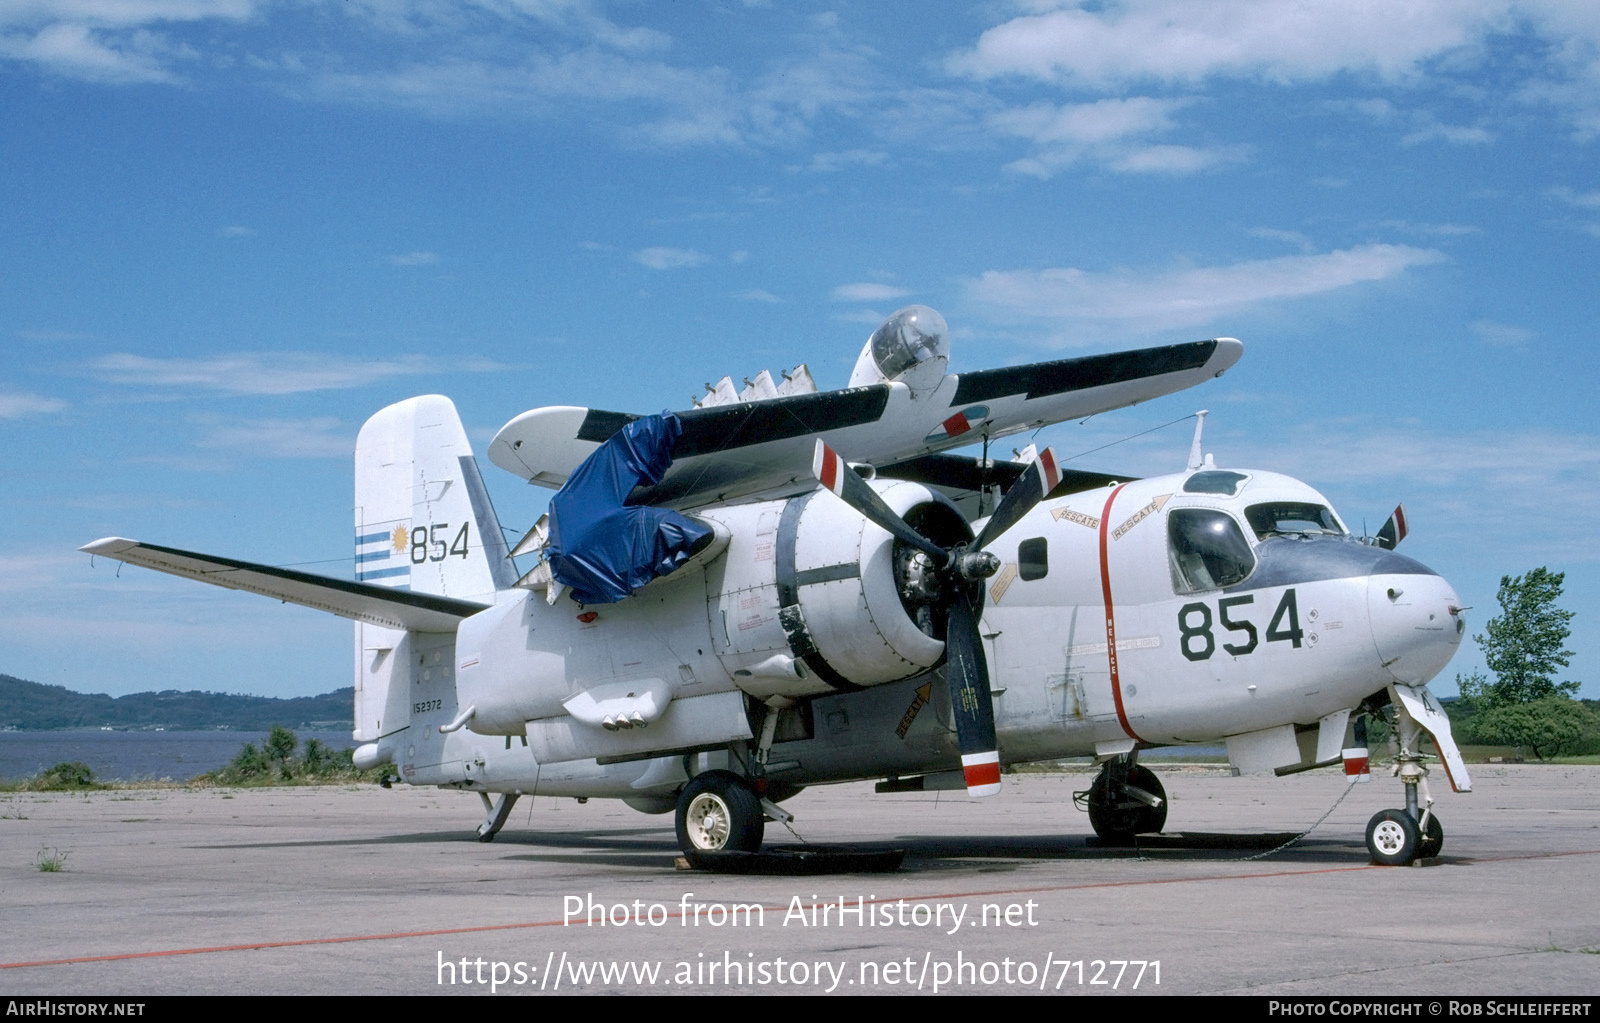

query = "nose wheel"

[
  {"left": 1365, "top": 699, "right": 1446, "bottom": 865},
  {"left": 675, "top": 770, "right": 764, "bottom": 856}
]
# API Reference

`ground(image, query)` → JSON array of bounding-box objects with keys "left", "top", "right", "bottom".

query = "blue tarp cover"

[{"left": 546, "top": 412, "right": 712, "bottom": 604}]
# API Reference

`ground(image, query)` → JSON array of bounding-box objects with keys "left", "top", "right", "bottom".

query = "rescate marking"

[
  {"left": 1099, "top": 484, "right": 1144, "bottom": 743},
  {"left": 895, "top": 681, "right": 933, "bottom": 739},
  {"left": 989, "top": 563, "right": 1019, "bottom": 604},
  {"left": 1052, "top": 507, "right": 1100, "bottom": 529},
  {"left": 1112, "top": 494, "right": 1171, "bottom": 541}
]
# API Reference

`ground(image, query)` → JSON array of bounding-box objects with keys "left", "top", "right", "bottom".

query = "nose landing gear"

[{"left": 1364, "top": 700, "right": 1444, "bottom": 866}]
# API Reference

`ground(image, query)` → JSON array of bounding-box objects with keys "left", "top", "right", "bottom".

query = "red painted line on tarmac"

[{"left": 6, "top": 847, "right": 1598, "bottom": 971}]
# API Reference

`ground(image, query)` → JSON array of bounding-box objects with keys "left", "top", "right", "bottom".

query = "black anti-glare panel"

[{"left": 950, "top": 339, "right": 1219, "bottom": 405}]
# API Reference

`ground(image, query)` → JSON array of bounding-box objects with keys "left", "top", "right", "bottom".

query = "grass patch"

[
  {"left": 1, "top": 762, "right": 110, "bottom": 792},
  {"left": 196, "top": 726, "right": 385, "bottom": 787},
  {"left": 34, "top": 847, "right": 69, "bottom": 872}
]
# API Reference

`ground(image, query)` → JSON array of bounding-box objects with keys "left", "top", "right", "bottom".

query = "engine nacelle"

[{"left": 701, "top": 480, "right": 970, "bottom": 699}]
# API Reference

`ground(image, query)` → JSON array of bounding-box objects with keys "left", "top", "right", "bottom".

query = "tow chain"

[{"left": 1238, "top": 780, "right": 1358, "bottom": 861}]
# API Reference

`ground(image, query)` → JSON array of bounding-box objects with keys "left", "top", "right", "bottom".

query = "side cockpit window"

[
  {"left": 1244, "top": 502, "right": 1344, "bottom": 539},
  {"left": 1168, "top": 509, "right": 1255, "bottom": 593}
]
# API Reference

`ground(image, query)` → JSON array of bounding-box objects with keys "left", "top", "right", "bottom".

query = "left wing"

[
  {"left": 490, "top": 337, "right": 1239, "bottom": 509},
  {"left": 81, "top": 538, "right": 488, "bottom": 632}
]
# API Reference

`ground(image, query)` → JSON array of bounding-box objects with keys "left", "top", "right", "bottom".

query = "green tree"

[
  {"left": 1471, "top": 697, "right": 1595, "bottom": 760},
  {"left": 1465, "top": 568, "right": 1579, "bottom": 708}
]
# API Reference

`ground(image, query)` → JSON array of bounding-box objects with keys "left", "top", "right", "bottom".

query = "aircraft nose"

[{"left": 1367, "top": 557, "right": 1463, "bottom": 685}]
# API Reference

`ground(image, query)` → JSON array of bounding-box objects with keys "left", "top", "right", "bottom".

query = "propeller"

[
  {"left": 811, "top": 440, "right": 1063, "bottom": 797},
  {"left": 1374, "top": 504, "right": 1408, "bottom": 550}
]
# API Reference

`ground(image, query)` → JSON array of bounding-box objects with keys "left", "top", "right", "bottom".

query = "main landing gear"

[
  {"left": 1078, "top": 754, "right": 1167, "bottom": 845},
  {"left": 1364, "top": 703, "right": 1444, "bottom": 866},
  {"left": 675, "top": 770, "right": 765, "bottom": 854}
]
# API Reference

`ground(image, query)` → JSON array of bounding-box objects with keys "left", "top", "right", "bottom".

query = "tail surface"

[
  {"left": 354, "top": 394, "right": 516, "bottom": 601},
  {"left": 352, "top": 395, "right": 515, "bottom": 743}
]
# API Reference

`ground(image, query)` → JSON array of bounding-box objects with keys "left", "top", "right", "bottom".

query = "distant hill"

[{"left": 0, "top": 673, "right": 353, "bottom": 731}]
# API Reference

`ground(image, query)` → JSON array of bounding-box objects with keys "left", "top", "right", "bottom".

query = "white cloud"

[
  {"left": 1471, "top": 320, "right": 1535, "bottom": 347},
  {"left": 1377, "top": 220, "right": 1481, "bottom": 237},
  {"left": 85, "top": 351, "right": 503, "bottom": 395},
  {"left": 965, "top": 244, "right": 1445, "bottom": 333},
  {"left": 633, "top": 246, "right": 709, "bottom": 270},
  {"left": 1249, "top": 227, "right": 1314, "bottom": 250},
  {"left": 219, "top": 225, "right": 254, "bottom": 237},
  {"left": 388, "top": 250, "right": 439, "bottom": 265},
  {"left": 1401, "top": 122, "right": 1494, "bottom": 145},
  {"left": 991, "top": 97, "right": 1246, "bottom": 177},
  {"left": 194, "top": 416, "right": 352, "bottom": 458},
  {"left": 0, "top": 391, "right": 67, "bottom": 418},
  {"left": 1551, "top": 186, "right": 1600, "bottom": 209},
  {"left": 804, "top": 149, "right": 888, "bottom": 172},
  {"left": 0, "top": 0, "right": 251, "bottom": 84},
  {"left": 831, "top": 282, "right": 909, "bottom": 302},
  {"left": 951, "top": 1, "right": 1506, "bottom": 89},
  {"left": 992, "top": 96, "right": 1188, "bottom": 144},
  {"left": 733, "top": 289, "right": 783, "bottom": 303}
]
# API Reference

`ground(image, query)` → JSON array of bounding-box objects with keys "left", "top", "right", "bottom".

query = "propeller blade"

[
  {"left": 812, "top": 441, "right": 949, "bottom": 560},
  {"left": 971, "top": 446, "right": 1063, "bottom": 551},
  {"left": 945, "top": 587, "right": 1001, "bottom": 798},
  {"left": 1375, "top": 504, "right": 1408, "bottom": 550}
]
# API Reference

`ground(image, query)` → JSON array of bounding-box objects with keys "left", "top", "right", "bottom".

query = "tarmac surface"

[{"left": 2, "top": 764, "right": 1597, "bottom": 996}]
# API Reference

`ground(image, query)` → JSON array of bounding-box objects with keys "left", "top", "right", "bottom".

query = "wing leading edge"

[
  {"left": 490, "top": 337, "right": 1240, "bottom": 509},
  {"left": 80, "top": 538, "right": 488, "bottom": 632}
]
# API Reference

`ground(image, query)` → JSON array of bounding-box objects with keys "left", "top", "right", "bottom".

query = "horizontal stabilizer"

[{"left": 80, "top": 538, "right": 487, "bottom": 632}]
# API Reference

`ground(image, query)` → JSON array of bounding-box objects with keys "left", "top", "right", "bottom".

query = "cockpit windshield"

[{"left": 1244, "top": 502, "right": 1344, "bottom": 539}]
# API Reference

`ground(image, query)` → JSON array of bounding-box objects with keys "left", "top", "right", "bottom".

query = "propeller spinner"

[{"left": 811, "top": 440, "right": 1063, "bottom": 797}]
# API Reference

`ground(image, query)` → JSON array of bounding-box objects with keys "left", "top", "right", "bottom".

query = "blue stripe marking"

[
  {"left": 355, "top": 530, "right": 394, "bottom": 545},
  {"left": 355, "top": 551, "right": 391, "bottom": 564},
  {"left": 357, "top": 566, "right": 411, "bottom": 580}
]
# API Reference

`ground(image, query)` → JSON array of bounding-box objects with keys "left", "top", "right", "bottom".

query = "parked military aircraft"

[{"left": 82, "top": 306, "right": 1468, "bottom": 866}]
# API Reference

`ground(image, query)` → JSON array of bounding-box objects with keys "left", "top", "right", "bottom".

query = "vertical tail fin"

[
  {"left": 351, "top": 395, "right": 513, "bottom": 742},
  {"left": 353, "top": 394, "right": 516, "bottom": 601}
]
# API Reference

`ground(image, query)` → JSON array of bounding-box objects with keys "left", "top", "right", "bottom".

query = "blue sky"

[{"left": 3, "top": 0, "right": 1596, "bottom": 699}]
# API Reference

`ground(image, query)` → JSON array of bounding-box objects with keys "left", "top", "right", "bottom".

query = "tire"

[
  {"left": 1366, "top": 808, "right": 1420, "bottom": 866},
  {"left": 1417, "top": 813, "right": 1444, "bottom": 859},
  {"left": 1088, "top": 764, "right": 1168, "bottom": 845},
  {"left": 675, "top": 770, "right": 764, "bottom": 854}
]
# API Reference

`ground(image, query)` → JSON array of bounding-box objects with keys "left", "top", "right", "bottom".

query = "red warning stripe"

[
  {"left": 962, "top": 754, "right": 1001, "bottom": 789},
  {"left": 814, "top": 441, "right": 843, "bottom": 495},
  {"left": 1098, "top": 484, "right": 1143, "bottom": 744},
  {"left": 1037, "top": 447, "right": 1062, "bottom": 495}
]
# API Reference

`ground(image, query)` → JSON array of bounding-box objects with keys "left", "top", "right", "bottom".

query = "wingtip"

[{"left": 80, "top": 537, "right": 138, "bottom": 556}]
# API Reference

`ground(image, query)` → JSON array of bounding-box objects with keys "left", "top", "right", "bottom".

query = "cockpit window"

[
  {"left": 1244, "top": 502, "right": 1344, "bottom": 539},
  {"left": 1168, "top": 509, "right": 1255, "bottom": 593},
  {"left": 1183, "top": 470, "right": 1248, "bottom": 495}
]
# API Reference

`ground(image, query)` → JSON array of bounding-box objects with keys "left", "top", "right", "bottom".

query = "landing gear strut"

[
  {"left": 1079, "top": 755, "right": 1167, "bottom": 845},
  {"left": 1364, "top": 701, "right": 1444, "bottom": 865},
  {"left": 476, "top": 791, "right": 519, "bottom": 842},
  {"left": 675, "top": 770, "right": 764, "bottom": 855}
]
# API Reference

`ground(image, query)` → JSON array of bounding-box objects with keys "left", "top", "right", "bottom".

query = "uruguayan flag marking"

[{"left": 356, "top": 521, "right": 411, "bottom": 588}]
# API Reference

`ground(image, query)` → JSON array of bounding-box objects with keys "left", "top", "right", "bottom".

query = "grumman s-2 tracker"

[{"left": 83, "top": 306, "right": 1471, "bottom": 867}]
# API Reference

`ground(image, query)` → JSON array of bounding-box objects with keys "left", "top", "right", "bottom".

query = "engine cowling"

[{"left": 700, "top": 480, "right": 971, "bottom": 699}]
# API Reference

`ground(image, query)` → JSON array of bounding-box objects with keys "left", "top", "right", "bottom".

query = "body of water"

[{"left": 0, "top": 730, "right": 359, "bottom": 782}]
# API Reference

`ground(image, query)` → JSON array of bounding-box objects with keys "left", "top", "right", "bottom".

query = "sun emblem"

[{"left": 391, "top": 525, "right": 408, "bottom": 553}]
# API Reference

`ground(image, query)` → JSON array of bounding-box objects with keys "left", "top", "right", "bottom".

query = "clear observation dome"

[{"left": 849, "top": 305, "right": 950, "bottom": 395}]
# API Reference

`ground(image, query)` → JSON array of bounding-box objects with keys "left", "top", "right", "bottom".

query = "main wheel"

[
  {"left": 675, "top": 770, "right": 764, "bottom": 855},
  {"left": 1417, "top": 812, "right": 1444, "bottom": 859},
  {"left": 1366, "top": 808, "right": 1420, "bottom": 865},
  {"left": 1088, "top": 764, "right": 1168, "bottom": 845}
]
